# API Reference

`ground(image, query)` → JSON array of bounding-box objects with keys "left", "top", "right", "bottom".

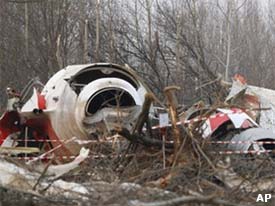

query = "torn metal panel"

[
  {"left": 31, "top": 147, "right": 90, "bottom": 178},
  {"left": 225, "top": 75, "right": 247, "bottom": 103},
  {"left": 201, "top": 108, "right": 257, "bottom": 138},
  {"left": 83, "top": 106, "right": 141, "bottom": 136},
  {"left": 179, "top": 101, "right": 208, "bottom": 121},
  {"left": 222, "top": 74, "right": 275, "bottom": 153},
  {"left": 225, "top": 74, "right": 275, "bottom": 128},
  {"left": 216, "top": 108, "right": 258, "bottom": 128},
  {"left": 228, "top": 128, "right": 275, "bottom": 152},
  {"left": 225, "top": 75, "right": 260, "bottom": 121},
  {"left": 0, "top": 147, "right": 91, "bottom": 199},
  {"left": 246, "top": 86, "right": 275, "bottom": 130},
  {"left": 21, "top": 88, "right": 46, "bottom": 112}
]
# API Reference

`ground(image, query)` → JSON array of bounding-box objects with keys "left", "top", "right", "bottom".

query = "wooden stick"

[
  {"left": 33, "top": 159, "right": 52, "bottom": 191},
  {"left": 164, "top": 86, "right": 181, "bottom": 157},
  {"left": 132, "top": 93, "right": 155, "bottom": 134}
]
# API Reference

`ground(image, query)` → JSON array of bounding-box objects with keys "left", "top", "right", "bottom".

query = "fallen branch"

[
  {"left": 33, "top": 159, "right": 52, "bottom": 190},
  {"left": 118, "top": 128, "right": 174, "bottom": 149}
]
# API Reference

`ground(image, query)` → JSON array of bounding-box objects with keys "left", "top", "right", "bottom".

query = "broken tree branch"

[
  {"left": 132, "top": 93, "right": 155, "bottom": 134},
  {"left": 118, "top": 128, "right": 173, "bottom": 149},
  {"left": 33, "top": 159, "right": 53, "bottom": 191},
  {"left": 164, "top": 86, "right": 181, "bottom": 158}
]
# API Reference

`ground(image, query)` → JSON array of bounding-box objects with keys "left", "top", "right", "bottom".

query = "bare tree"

[
  {"left": 2, "top": 0, "right": 275, "bottom": 109},
  {"left": 95, "top": 0, "right": 101, "bottom": 62}
]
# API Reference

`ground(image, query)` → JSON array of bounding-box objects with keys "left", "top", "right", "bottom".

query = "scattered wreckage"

[
  {"left": 0, "top": 64, "right": 275, "bottom": 204},
  {"left": 181, "top": 74, "right": 275, "bottom": 155},
  {"left": 0, "top": 148, "right": 91, "bottom": 200},
  {"left": 0, "top": 65, "right": 275, "bottom": 160}
]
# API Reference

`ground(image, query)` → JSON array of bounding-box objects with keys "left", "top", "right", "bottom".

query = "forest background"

[{"left": 1, "top": 0, "right": 275, "bottom": 110}]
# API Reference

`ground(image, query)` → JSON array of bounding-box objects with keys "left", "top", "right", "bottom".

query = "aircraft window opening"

[{"left": 86, "top": 88, "right": 136, "bottom": 115}]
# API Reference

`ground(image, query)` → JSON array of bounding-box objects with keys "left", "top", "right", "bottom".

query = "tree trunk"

[
  {"left": 25, "top": 3, "right": 29, "bottom": 56},
  {"left": 95, "top": 0, "right": 101, "bottom": 62}
]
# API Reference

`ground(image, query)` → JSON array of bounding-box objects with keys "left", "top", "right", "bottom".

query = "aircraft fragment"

[
  {"left": 0, "top": 63, "right": 152, "bottom": 158},
  {"left": 0, "top": 147, "right": 91, "bottom": 199},
  {"left": 180, "top": 74, "right": 275, "bottom": 155},
  {"left": 227, "top": 74, "right": 275, "bottom": 129}
]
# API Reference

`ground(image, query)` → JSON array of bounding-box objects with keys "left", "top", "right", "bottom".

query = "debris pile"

[{"left": 0, "top": 64, "right": 275, "bottom": 205}]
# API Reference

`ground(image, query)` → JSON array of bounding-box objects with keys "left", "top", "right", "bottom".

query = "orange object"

[{"left": 233, "top": 74, "right": 247, "bottom": 85}]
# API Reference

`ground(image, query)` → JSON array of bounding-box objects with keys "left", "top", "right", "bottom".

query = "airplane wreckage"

[
  {"left": 0, "top": 63, "right": 275, "bottom": 160},
  {"left": 0, "top": 63, "right": 275, "bottom": 202},
  {"left": 0, "top": 63, "right": 154, "bottom": 158}
]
